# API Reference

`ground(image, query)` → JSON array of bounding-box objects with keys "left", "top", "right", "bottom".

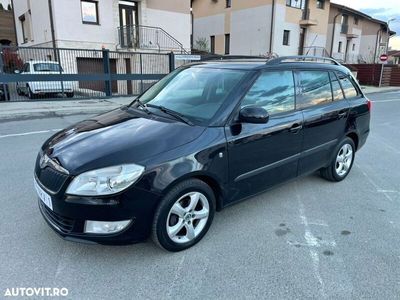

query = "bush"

[{"left": 1, "top": 48, "right": 24, "bottom": 73}]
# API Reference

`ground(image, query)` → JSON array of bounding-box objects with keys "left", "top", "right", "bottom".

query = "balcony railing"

[{"left": 118, "top": 25, "right": 187, "bottom": 53}]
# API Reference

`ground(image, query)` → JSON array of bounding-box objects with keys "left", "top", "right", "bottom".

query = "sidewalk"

[
  {"left": 0, "top": 86, "right": 399, "bottom": 120},
  {"left": 0, "top": 97, "right": 134, "bottom": 120}
]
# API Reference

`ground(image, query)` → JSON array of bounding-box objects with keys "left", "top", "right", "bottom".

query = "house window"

[
  {"left": 352, "top": 44, "right": 356, "bottom": 51},
  {"left": 81, "top": 0, "right": 99, "bottom": 24},
  {"left": 338, "top": 41, "right": 343, "bottom": 53},
  {"left": 226, "top": 0, "right": 231, "bottom": 8},
  {"left": 210, "top": 36, "right": 215, "bottom": 54},
  {"left": 316, "top": 0, "right": 324, "bottom": 9},
  {"left": 19, "top": 13, "right": 32, "bottom": 43},
  {"left": 286, "top": 0, "right": 305, "bottom": 9},
  {"left": 283, "top": 30, "right": 290, "bottom": 46},
  {"left": 354, "top": 17, "right": 359, "bottom": 25},
  {"left": 225, "top": 34, "right": 230, "bottom": 54}
]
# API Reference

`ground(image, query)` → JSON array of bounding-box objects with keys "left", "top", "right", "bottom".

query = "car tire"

[
  {"left": 320, "top": 137, "right": 355, "bottom": 182},
  {"left": 152, "top": 179, "right": 216, "bottom": 252},
  {"left": 66, "top": 92, "right": 74, "bottom": 98},
  {"left": 17, "top": 87, "right": 23, "bottom": 96},
  {"left": 28, "top": 87, "right": 36, "bottom": 99}
]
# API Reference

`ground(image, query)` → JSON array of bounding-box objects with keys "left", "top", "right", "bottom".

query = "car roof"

[{"left": 187, "top": 57, "right": 351, "bottom": 74}]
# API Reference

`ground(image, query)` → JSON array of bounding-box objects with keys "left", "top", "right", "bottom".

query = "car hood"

[{"left": 43, "top": 107, "right": 206, "bottom": 174}]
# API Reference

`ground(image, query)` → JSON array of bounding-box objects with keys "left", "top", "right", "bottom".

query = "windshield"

[
  {"left": 137, "top": 67, "right": 247, "bottom": 124},
  {"left": 33, "top": 63, "right": 62, "bottom": 72}
]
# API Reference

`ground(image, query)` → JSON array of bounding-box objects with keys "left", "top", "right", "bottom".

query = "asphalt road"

[{"left": 0, "top": 91, "right": 399, "bottom": 299}]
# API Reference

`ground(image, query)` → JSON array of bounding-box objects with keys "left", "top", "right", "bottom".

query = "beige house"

[
  {"left": 0, "top": 4, "right": 16, "bottom": 46},
  {"left": 12, "top": 0, "right": 191, "bottom": 52},
  {"left": 192, "top": 0, "right": 332, "bottom": 56},
  {"left": 327, "top": 3, "right": 391, "bottom": 64}
]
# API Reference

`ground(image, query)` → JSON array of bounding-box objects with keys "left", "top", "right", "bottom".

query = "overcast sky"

[{"left": 332, "top": 0, "right": 400, "bottom": 50}]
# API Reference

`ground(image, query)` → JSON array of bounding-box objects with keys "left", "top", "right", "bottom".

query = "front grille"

[
  {"left": 40, "top": 201, "right": 75, "bottom": 234},
  {"left": 35, "top": 155, "right": 69, "bottom": 193}
]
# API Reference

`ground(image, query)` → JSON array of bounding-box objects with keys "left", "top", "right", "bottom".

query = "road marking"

[{"left": 0, "top": 129, "right": 61, "bottom": 139}]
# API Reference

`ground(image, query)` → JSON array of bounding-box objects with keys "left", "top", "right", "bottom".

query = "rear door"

[
  {"left": 225, "top": 70, "right": 304, "bottom": 203},
  {"left": 295, "top": 70, "right": 350, "bottom": 175}
]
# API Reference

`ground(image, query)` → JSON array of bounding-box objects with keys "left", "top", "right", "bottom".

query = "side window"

[
  {"left": 337, "top": 72, "right": 358, "bottom": 98},
  {"left": 241, "top": 71, "right": 295, "bottom": 115},
  {"left": 330, "top": 72, "right": 344, "bottom": 101},
  {"left": 297, "top": 71, "right": 332, "bottom": 109}
]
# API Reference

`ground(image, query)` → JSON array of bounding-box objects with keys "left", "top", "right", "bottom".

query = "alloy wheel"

[
  {"left": 166, "top": 191, "right": 210, "bottom": 244},
  {"left": 335, "top": 143, "right": 353, "bottom": 176}
]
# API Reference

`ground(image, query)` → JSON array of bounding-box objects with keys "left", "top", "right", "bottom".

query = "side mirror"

[
  {"left": 14, "top": 69, "right": 21, "bottom": 74},
  {"left": 239, "top": 106, "right": 269, "bottom": 124}
]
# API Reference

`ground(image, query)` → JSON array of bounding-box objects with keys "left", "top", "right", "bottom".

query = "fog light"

[{"left": 84, "top": 220, "right": 131, "bottom": 234}]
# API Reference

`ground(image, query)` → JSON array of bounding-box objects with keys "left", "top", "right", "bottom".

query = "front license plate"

[{"left": 34, "top": 178, "right": 53, "bottom": 211}]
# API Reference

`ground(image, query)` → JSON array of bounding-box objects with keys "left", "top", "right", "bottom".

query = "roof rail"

[{"left": 266, "top": 56, "right": 341, "bottom": 66}]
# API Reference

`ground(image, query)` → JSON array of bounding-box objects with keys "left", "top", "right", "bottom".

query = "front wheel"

[
  {"left": 320, "top": 137, "right": 355, "bottom": 182},
  {"left": 28, "top": 86, "right": 36, "bottom": 99},
  {"left": 152, "top": 179, "right": 215, "bottom": 252}
]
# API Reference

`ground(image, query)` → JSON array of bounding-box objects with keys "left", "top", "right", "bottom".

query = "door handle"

[{"left": 289, "top": 123, "right": 303, "bottom": 134}]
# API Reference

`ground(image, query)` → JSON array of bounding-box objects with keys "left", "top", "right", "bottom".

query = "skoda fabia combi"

[{"left": 34, "top": 56, "right": 370, "bottom": 251}]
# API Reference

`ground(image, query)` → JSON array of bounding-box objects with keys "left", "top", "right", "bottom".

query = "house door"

[
  {"left": 119, "top": 1, "right": 139, "bottom": 48},
  {"left": 298, "top": 27, "right": 306, "bottom": 55}
]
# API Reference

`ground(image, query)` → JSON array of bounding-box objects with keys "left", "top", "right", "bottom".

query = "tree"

[
  {"left": 1, "top": 48, "right": 24, "bottom": 73},
  {"left": 7, "top": 4, "right": 12, "bottom": 10},
  {"left": 0, "top": 4, "right": 4, "bottom": 10}
]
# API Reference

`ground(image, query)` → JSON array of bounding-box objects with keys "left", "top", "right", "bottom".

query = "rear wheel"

[
  {"left": 320, "top": 137, "right": 355, "bottom": 182},
  {"left": 152, "top": 179, "right": 215, "bottom": 252},
  {"left": 66, "top": 92, "right": 74, "bottom": 98}
]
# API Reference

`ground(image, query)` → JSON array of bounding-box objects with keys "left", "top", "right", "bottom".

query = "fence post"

[
  {"left": 57, "top": 48, "right": 65, "bottom": 98},
  {"left": 168, "top": 52, "right": 175, "bottom": 73},
  {"left": 102, "top": 48, "right": 112, "bottom": 97},
  {"left": 139, "top": 53, "right": 143, "bottom": 94}
]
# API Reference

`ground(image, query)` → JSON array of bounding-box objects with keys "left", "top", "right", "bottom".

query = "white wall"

[
  {"left": 230, "top": 5, "right": 272, "bottom": 56},
  {"left": 360, "top": 34, "right": 379, "bottom": 63},
  {"left": 193, "top": 13, "right": 225, "bottom": 49},
  {"left": 145, "top": 8, "right": 191, "bottom": 50},
  {"left": 13, "top": 0, "right": 53, "bottom": 46}
]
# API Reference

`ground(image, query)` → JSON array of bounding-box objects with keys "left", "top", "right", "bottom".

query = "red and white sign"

[{"left": 380, "top": 54, "right": 388, "bottom": 62}]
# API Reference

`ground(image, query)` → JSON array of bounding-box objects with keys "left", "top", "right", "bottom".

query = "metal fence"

[{"left": 0, "top": 46, "right": 173, "bottom": 102}]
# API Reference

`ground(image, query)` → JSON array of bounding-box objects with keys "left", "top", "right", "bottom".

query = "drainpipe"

[
  {"left": 373, "top": 28, "right": 382, "bottom": 64},
  {"left": 330, "top": 12, "right": 341, "bottom": 57},
  {"left": 269, "top": 0, "right": 275, "bottom": 54},
  {"left": 10, "top": 0, "right": 18, "bottom": 45},
  {"left": 48, "top": 0, "right": 57, "bottom": 60}
]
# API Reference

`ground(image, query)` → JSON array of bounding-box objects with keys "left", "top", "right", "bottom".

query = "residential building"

[
  {"left": 327, "top": 3, "right": 392, "bottom": 64},
  {"left": 12, "top": 0, "right": 191, "bottom": 52},
  {"left": 0, "top": 1, "right": 17, "bottom": 46},
  {"left": 192, "top": 0, "right": 331, "bottom": 56},
  {"left": 388, "top": 50, "right": 400, "bottom": 64}
]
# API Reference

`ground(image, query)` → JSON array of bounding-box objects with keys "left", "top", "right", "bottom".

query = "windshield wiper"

[
  {"left": 133, "top": 99, "right": 151, "bottom": 114},
  {"left": 146, "top": 104, "right": 194, "bottom": 126}
]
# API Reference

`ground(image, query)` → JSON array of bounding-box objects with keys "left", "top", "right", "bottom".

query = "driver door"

[{"left": 225, "top": 70, "right": 304, "bottom": 204}]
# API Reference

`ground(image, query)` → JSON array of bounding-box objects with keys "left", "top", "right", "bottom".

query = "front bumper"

[{"left": 35, "top": 166, "right": 161, "bottom": 245}]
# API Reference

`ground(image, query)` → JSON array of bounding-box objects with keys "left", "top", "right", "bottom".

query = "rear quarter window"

[{"left": 337, "top": 72, "right": 359, "bottom": 99}]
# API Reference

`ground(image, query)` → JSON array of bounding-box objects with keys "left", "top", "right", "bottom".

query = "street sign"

[
  {"left": 174, "top": 54, "right": 201, "bottom": 61},
  {"left": 380, "top": 54, "right": 388, "bottom": 62}
]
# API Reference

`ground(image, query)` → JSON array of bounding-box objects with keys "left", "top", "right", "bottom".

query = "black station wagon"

[{"left": 34, "top": 56, "right": 370, "bottom": 251}]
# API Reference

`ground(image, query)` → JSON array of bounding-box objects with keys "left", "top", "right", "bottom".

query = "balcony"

[
  {"left": 299, "top": 9, "right": 318, "bottom": 26},
  {"left": 118, "top": 25, "right": 187, "bottom": 53}
]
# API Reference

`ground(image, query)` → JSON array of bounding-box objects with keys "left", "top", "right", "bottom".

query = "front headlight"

[{"left": 66, "top": 164, "right": 145, "bottom": 196}]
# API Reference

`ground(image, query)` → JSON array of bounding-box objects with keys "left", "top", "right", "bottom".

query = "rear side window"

[
  {"left": 297, "top": 71, "right": 332, "bottom": 109},
  {"left": 337, "top": 72, "right": 358, "bottom": 98},
  {"left": 241, "top": 71, "right": 295, "bottom": 115},
  {"left": 330, "top": 72, "right": 344, "bottom": 101}
]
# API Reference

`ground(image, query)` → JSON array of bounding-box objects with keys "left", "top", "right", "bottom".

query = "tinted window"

[
  {"left": 330, "top": 72, "right": 344, "bottom": 101},
  {"left": 337, "top": 72, "right": 358, "bottom": 98},
  {"left": 241, "top": 71, "right": 295, "bottom": 115},
  {"left": 139, "top": 67, "right": 247, "bottom": 123},
  {"left": 297, "top": 71, "right": 332, "bottom": 109},
  {"left": 33, "top": 63, "right": 62, "bottom": 72}
]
